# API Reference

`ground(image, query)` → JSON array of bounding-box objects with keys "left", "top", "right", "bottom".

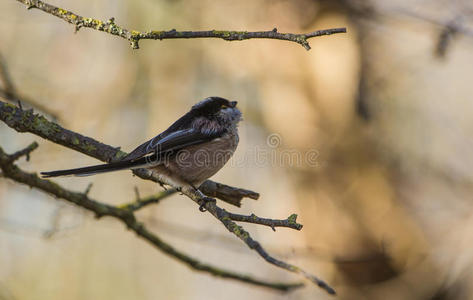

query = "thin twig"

[
  {"left": 226, "top": 212, "right": 303, "bottom": 231},
  {"left": 15, "top": 0, "right": 346, "bottom": 50},
  {"left": 0, "top": 144, "right": 303, "bottom": 292},
  {"left": 0, "top": 51, "right": 22, "bottom": 110},
  {"left": 84, "top": 182, "right": 93, "bottom": 195},
  {"left": 394, "top": 9, "right": 473, "bottom": 38},
  {"left": 199, "top": 181, "right": 259, "bottom": 207},
  {"left": 0, "top": 90, "right": 59, "bottom": 120},
  {"left": 119, "top": 189, "right": 176, "bottom": 211},
  {"left": 43, "top": 203, "right": 66, "bottom": 239},
  {"left": 0, "top": 53, "right": 59, "bottom": 119},
  {"left": 0, "top": 53, "right": 16, "bottom": 94},
  {"left": 161, "top": 182, "right": 334, "bottom": 295},
  {"left": 6, "top": 141, "right": 38, "bottom": 162},
  {"left": 133, "top": 186, "right": 141, "bottom": 201}
]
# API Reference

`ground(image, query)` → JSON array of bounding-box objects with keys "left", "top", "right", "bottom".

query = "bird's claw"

[{"left": 198, "top": 196, "right": 216, "bottom": 212}]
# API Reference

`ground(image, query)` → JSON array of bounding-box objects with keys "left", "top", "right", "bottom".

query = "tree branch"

[
  {"left": 226, "top": 212, "right": 303, "bottom": 231},
  {"left": 199, "top": 180, "right": 259, "bottom": 207},
  {"left": 0, "top": 100, "right": 258, "bottom": 207},
  {"left": 119, "top": 189, "right": 176, "bottom": 212},
  {"left": 0, "top": 53, "right": 16, "bottom": 95},
  {"left": 15, "top": 0, "right": 346, "bottom": 50},
  {"left": 174, "top": 186, "right": 335, "bottom": 295},
  {"left": 119, "top": 190, "right": 302, "bottom": 231},
  {"left": 6, "top": 141, "right": 38, "bottom": 163},
  {"left": 0, "top": 144, "right": 303, "bottom": 292}
]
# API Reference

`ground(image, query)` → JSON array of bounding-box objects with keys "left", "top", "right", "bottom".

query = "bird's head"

[
  {"left": 192, "top": 97, "right": 237, "bottom": 114},
  {"left": 191, "top": 96, "right": 242, "bottom": 128}
]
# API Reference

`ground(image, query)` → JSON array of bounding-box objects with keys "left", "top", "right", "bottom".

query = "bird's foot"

[{"left": 198, "top": 196, "right": 216, "bottom": 212}]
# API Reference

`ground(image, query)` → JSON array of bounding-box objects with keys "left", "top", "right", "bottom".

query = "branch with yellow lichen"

[
  {"left": 15, "top": 0, "right": 346, "bottom": 50},
  {"left": 171, "top": 184, "right": 335, "bottom": 295},
  {"left": 0, "top": 143, "right": 304, "bottom": 292}
]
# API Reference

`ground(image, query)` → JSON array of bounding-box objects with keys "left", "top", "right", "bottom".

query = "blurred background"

[{"left": 1, "top": 0, "right": 473, "bottom": 299}]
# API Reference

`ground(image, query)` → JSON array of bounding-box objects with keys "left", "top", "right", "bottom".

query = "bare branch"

[
  {"left": 0, "top": 100, "right": 258, "bottom": 207},
  {"left": 119, "top": 189, "right": 176, "bottom": 212},
  {"left": 6, "top": 141, "right": 38, "bottom": 162},
  {"left": 394, "top": 10, "right": 473, "bottom": 38},
  {"left": 0, "top": 144, "right": 303, "bottom": 292},
  {"left": 174, "top": 187, "right": 335, "bottom": 295},
  {"left": 199, "top": 181, "right": 259, "bottom": 207},
  {"left": 43, "top": 203, "right": 68, "bottom": 239},
  {"left": 15, "top": 0, "right": 346, "bottom": 50},
  {"left": 0, "top": 90, "right": 60, "bottom": 121},
  {"left": 84, "top": 182, "right": 93, "bottom": 195},
  {"left": 226, "top": 212, "right": 303, "bottom": 231},
  {"left": 0, "top": 53, "right": 16, "bottom": 94}
]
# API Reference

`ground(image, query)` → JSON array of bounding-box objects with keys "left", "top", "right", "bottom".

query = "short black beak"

[{"left": 229, "top": 101, "right": 237, "bottom": 108}]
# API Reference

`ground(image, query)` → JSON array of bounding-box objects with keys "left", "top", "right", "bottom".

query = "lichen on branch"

[
  {"left": 0, "top": 144, "right": 303, "bottom": 291},
  {"left": 16, "top": 0, "right": 346, "bottom": 50}
]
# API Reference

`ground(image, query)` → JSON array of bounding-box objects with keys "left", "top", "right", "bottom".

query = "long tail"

[{"left": 41, "top": 156, "right": 154, "bottom": 178}]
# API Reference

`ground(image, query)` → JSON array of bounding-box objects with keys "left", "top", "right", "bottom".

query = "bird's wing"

[
  {"left": 41, "top": 128, "right": 222, "bottom": 178},
  {"left": 123, "top": 128, "right": 222, "bottom": 162}
]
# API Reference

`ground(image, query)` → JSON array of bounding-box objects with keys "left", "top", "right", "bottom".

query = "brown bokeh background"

[{"left": 1, "top": 0, "right": 473, "bottom": 299}]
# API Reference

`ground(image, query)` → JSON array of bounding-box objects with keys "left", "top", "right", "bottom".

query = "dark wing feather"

[
  {"left": 123, "top": 128, "right": 222, "bottom": 162},
  {"left": 40, "top": 155, "right": 152, "bottom": 178},
  {"left": 122, "top": 135, "right": 161, "bottom": 161},
  {"left": 40, "top": 110, "right": 225, "bottom": 178},
  {"left": 40, "top": 129, "right": 221, "bottom": 178},
  {"left": 123, "top": 111, "right": 196, "bottom": 161}
]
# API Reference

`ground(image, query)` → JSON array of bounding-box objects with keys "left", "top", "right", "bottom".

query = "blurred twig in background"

[
  {"left": 15, "top": 0, "right": 346, "bottom": 50},
  {"left": 0, "top": 52, "right": 59, "bottom": 120}
]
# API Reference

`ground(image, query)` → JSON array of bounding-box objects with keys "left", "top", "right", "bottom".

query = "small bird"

[{"left": 41, "top": 97, "right": 242, "bottom": 210}]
